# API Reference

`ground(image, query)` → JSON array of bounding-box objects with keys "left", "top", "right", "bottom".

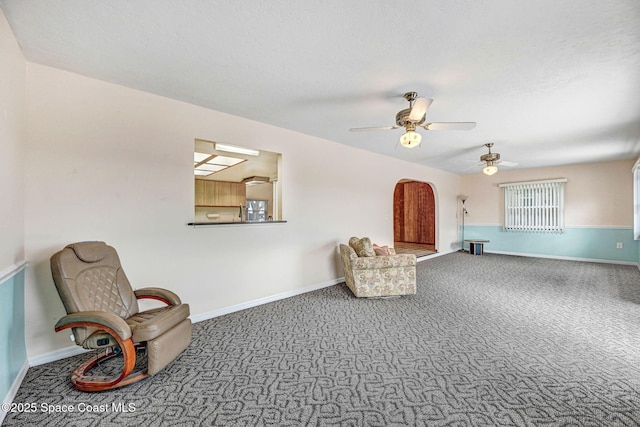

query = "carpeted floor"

[{"left": 4, "top": 253, "right": 640, "bottom": 426}]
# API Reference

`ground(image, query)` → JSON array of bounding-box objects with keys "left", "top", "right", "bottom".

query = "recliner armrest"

[
  {"left": 134, "top": 287, "right": 182, "bottom": 306},
  {"left": 54, "top": 311, "right": 132, "bottom": 340}
]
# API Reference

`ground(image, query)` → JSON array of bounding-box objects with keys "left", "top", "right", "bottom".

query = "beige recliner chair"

[{"left": 50, "top": 241, "right": 192, "bottom": 392}]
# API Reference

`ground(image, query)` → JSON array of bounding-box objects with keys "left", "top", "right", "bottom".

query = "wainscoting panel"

[
  {"left": 463, "top": 225, "right": 638, "bottom": 263},
  {"left": 0, "top": 262, "right": 28, "bottom": 422}
]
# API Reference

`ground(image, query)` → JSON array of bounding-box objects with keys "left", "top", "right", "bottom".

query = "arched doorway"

[{"left": 393, "top": 180, "right": 437, "bottom": 257}]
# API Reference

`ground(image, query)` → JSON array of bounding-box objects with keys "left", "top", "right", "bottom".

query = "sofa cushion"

[{"left": 349, "top": 237, "right": 376, "bottom": 257}]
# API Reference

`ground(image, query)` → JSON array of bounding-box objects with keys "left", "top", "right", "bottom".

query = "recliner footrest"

[{"left": 147, "top": 318, "right": 192, "bottom": 375}]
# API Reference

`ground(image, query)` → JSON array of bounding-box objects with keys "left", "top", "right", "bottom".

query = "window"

[
  {"left": 499, "top": 179, "right": 567, "bottom": 233},
  {"left": 193, "top": 139, "right": 283, "bottom": 223}
]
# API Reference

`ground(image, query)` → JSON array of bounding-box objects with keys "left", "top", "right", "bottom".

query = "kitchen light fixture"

[
  {"left": 207, "top": 155, "right": 245, "bottom": 166},
  {"left": 483, "top": 162, "right": 498, "bottom": 176},
  {"left": 196, "top": 163, "right": 228, "bottom": 172},
  {"left": 215, "top": 143, "right": 260, "bottom": 156},
  {"left": 399, "top": 129, "right": 421, "bottom": 148},
  {"left": 194, "top": 154, "right": 246, "bottom": 176},
  {"left": 194, "top": 152, "right": 211, "bottom": 162}
]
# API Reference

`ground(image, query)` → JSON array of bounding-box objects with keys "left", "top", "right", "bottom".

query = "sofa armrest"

[
  {"left": 135, "top": 287, "right": 182, "bottom": 306},
  {"left": 352, "top": 253, "right": 416, "bottom": 269}
]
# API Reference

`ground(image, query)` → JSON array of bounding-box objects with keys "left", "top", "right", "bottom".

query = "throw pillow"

[
  {"left": 349, "top": 237, "right": 376, "bottom": 257},
  {"left": 373, "top": 244, "right": 391, "bottom": 256}
]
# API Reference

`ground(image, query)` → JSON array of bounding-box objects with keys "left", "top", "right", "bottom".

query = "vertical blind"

[{"left": 499, "top": 179, "right": 567, "bottom": 233}]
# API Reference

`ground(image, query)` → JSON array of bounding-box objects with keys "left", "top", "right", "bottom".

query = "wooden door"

[{"left": 394, "top": 181, "right": 435, "bottom": 244}]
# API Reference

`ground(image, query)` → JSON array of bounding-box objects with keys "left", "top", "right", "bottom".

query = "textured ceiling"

[{"left": 2, "top": 0, "right": 640, "bottom": 174}]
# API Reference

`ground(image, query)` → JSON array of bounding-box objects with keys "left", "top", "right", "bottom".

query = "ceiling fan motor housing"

[
  {"left": 480, "top": 152, "right": 500, "bottom": 162},
  {"left": 396, "top": 109, "right": 425, "bottom": 127}
]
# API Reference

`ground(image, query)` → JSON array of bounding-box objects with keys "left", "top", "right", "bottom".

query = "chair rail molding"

[{"left": 0, "top": 260, "right": 27, "bottom": 286}]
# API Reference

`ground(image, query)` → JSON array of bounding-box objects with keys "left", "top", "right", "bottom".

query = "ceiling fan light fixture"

[
  {"left": 483, "top": 162, "right": 498, "bottom": 175},
  {"left": 400, "top": 130, "right": 421, "bottom": 148}
]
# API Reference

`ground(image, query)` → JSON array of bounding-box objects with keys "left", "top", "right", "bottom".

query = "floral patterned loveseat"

[{"left": 339, "top": 237, "right": 417, "bottom": 298}]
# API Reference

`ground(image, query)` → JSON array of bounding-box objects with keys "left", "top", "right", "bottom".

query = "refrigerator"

[{"left": 246, "top": 200, "right": 268, "bottom": 222}]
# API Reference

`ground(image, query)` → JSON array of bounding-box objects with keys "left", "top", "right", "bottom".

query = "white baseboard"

[
  {"left": 485, "top": 250, "right": 638, "bottom": 266},
  {"left": 28, "top": 344, "right": 88, "bottom": 367},
  {"left": 24, "top": 250, "right": 639, "bottom": 368},
  {"left": 28, "top": 278, "right": 344, "bottom": 366},
  {"left": 1, "top": 359, "right": 29, "bottom": 425},
  {"left": 416, "top": 249, "right": 457, "bottom": 262},
  {"left": 190, "top": 277, "right": 343, "bottom": 323}
]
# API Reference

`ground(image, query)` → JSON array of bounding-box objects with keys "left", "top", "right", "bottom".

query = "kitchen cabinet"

[{"left": 195, "top": 179, "right": 246, "bottom": 207}]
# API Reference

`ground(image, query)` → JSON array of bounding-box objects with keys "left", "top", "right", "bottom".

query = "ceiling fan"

[
  {"left": 478, "top": 143, "right": 518, "bottom": 175},
  {"left": 349, "top": 92, "right": 476, "bottom": 148}
]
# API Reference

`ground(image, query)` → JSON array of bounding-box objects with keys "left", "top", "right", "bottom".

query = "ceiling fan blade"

[
  {"left": 349, "top": 125, "right": 399, "bottom": 132},
  {"left": 499, "top": 161, "right": 519, "bottom": 167},
  {"left": 422, "top": 122, "right": 477, "bottom": 131},
  {"left": 408, "top": 97, "right": 433, "bottom": 122}
]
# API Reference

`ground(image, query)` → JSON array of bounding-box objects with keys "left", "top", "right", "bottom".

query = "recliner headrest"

[{"left": 66, "top": 241, "right": 108, "bottom": 263}]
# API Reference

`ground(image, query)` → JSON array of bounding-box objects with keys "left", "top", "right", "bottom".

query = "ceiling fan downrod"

[{"left": 403, "top": 91, "right": 418, "bottom": 108}]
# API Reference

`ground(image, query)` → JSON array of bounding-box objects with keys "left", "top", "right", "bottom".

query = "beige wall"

[
  {"left": 460, "top": 159, "right": 634, "bottom": 227},
  {"left": 23, "top": 63, "right": 462, "bottom": 358},
  {"left": 0, "top": 10, "right": 26, "bottom": 268}
]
